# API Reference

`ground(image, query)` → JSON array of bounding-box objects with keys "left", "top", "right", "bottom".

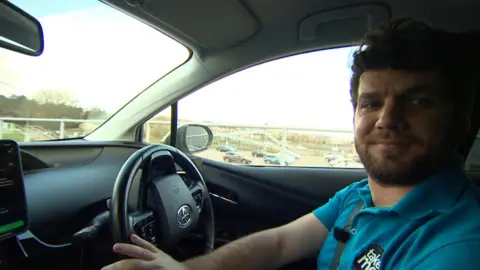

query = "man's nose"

[{"left": 375, "top": 101, "right": 407, "bottom": 130}]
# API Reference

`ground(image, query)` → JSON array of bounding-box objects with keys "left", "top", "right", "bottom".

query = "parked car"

[
  {"left": 223, "top": 151, "right": 252, "bottom": 164},
  {"left": 325, "top": 155, "right": 337, "bottom": 162},
  {"left": 264, "top": 154, "right": 281, "bottom": 165},
  {"left": 287, "top": 152, "right": 300, "bottom": 159},
  {"left": 329, "top": 158, "right": 349, "bottom": 167},
  {"left": 284, "top": 154, "right": 296, "bottom": 165},
  {"left": 252, "top": 150, "right": 266, "bottom": 157},
  {"left": 216, "top": 145, "right": 237, "bottom": 152}
]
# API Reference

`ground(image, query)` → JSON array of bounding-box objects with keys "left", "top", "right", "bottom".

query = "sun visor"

[
  {"left": 299, "top": 4, "right": 391, "bottom": 46},
  {"left": 139, "top": 0, "right": 258, "bottom": 50}
]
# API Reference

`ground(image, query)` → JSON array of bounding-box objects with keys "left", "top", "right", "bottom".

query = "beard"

[{"left": 355, "top": 130, "right": 456, "bottom": 186}]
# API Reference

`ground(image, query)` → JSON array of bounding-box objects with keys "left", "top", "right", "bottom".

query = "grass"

[{"left": 2, "top": 131, "right": 25, "bottom": 142}]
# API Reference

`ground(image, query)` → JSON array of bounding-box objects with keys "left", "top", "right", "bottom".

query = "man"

[{"left": 103, "top": 19, "right": 480, "bottom": 270}]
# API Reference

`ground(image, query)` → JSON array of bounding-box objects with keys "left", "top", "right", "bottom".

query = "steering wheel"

[{"left": 110, "top": 144, "right": 215, "bottom": 253}]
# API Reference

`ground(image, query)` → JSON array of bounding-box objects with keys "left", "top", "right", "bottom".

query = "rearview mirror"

[
  {"left": 0, "top": 1, "right": 44, "bottom": 56},
  {"left": 163, "top": 124, "right": 213, "bottom": 154}
]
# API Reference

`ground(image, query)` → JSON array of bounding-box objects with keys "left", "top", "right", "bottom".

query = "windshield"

[{"left": 0, "top": 0, "right": 189, "bottom": 142}]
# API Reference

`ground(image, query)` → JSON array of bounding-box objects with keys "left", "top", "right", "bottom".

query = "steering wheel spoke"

[{"left": 130, "top": 211, "right": 158, "bottom": 245}]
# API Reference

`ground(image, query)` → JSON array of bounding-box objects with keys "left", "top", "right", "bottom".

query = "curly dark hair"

[{"left": 350, "top": 18, "right": 479, "bottom": 117}]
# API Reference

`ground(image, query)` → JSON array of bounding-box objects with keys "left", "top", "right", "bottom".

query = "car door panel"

[
  {"left": 199, "top": 158, "right": 366, "bottom": 269},
  {"left": 202, "top": 158, "right": 367, "bottom": 236}
]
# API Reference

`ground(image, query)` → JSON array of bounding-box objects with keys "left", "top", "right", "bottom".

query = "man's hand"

[
  {"left": 103, "top": 213, "right": 328, "bottom": 270},
  {"left": 101, "top": 234, "right": 187, "bottom": 270}
]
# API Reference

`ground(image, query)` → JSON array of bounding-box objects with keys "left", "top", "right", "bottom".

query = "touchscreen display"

[{"left": 0, "top": 140, "right": 27, "bottom": 241}]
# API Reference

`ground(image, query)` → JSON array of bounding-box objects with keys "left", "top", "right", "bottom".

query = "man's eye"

[
  {"left": 360, "top": 101, "right": 380, "bottom": 109},
  {"left": 411, "top": 98, "right": 433, "bottom": 106}
]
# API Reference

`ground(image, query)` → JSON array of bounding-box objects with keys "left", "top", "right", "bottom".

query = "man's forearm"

[{"left": 183, "top": 228, "right": 285, "bottom": 270}]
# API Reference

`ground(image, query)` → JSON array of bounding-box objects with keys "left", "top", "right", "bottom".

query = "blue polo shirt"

[{"left": 313, "top": 158, "right": 480, "bottom": 269}]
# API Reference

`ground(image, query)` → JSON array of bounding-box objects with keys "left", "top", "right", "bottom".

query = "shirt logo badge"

[{"left": 354, "top": 243, "right": 384, "bottom": 270}]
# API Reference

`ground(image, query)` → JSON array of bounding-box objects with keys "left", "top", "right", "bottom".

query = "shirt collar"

[{"left": 357, "top": 155, "right": 471, "bottom": 219}]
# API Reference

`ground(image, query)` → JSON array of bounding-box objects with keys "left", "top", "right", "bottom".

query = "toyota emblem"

[{"left": 177, "top": 205, "right": 192, "bottom": 227}]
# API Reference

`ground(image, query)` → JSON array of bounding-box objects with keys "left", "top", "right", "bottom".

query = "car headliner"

[
  {"left": 89, "top": 0, "right": 480, "bottom": 158},
  {"left": 103, "top": 0, "right": 480, "bottom": 53}
]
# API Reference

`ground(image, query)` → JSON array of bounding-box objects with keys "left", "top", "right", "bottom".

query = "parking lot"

[{"left": 195, "top": 149, "right": 363, "bottom": 168}]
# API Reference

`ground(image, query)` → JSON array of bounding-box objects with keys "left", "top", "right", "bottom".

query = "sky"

[
  {"left": 2, "top": 0, "right": 358, "bottom": 131},
  {"left": 177, "top": 47, "right": 357, "bottom": 130},
  {"left": 3, "top": 0, "right": 189, "bottom": 111}
]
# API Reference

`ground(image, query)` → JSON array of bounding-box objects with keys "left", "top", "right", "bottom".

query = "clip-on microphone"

[{"left": 333, "top": 226, "right": 350, "bottom": 243}]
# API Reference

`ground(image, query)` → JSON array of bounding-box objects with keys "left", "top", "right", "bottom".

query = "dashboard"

[
  {"left": 15, "top": 143, "right": 134, "bottom": 240},
  {"left": 0, "top": 142, "right": 130, "bottom": 269},
  {"left": 0, "top": 140, "right": 209, "bottom": 269},
  {"left": 18, "top": 142, "right": 199, "bottom": 241}
]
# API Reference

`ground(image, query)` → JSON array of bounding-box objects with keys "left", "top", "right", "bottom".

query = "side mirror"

[
  {"left": 0, "top": 1, "right": 44, "bottom": 56},
  {"left": 164, "top": 124, "right": 213, "bottom": 154}
]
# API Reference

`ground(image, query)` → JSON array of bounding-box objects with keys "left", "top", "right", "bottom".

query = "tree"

[
  {"left": 33, "top": 89, "right": 78, "bottom": 106},
  {"left": 0, "top": 94, "right": 33, "bottom": 117},
  {"left": 0, "top": 93, "right": 85, "bottom": 130},
  {"left": 83, "top": 107, "right": 108, "bottom": 120}
]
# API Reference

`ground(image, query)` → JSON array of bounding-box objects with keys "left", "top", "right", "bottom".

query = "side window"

[{"left": 148, "top": 47, "right": 363, "bottom": 168}]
